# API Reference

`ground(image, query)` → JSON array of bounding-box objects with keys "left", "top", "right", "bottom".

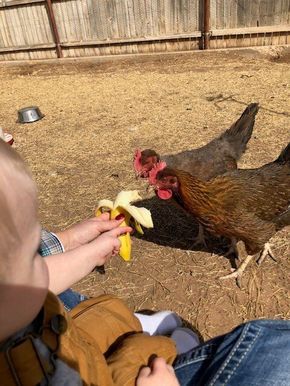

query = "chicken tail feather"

[{"left": 222, "top": 102, "right": 259, "bottom": 160}]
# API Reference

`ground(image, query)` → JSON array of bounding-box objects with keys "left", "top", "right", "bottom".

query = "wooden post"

[
  {"left": 45, "top": 0, "right": 63, "bottom": 58},
  {"left": 203, "top": 0, "right": 210, "bottom": 49}
]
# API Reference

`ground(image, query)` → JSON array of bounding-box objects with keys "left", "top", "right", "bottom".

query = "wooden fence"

[{"left": 0, "top": 0, "right": 289, "bottom": 61}]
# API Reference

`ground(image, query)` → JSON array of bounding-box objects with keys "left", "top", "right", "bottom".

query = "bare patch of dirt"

[{"left": 0, "top": 49, "right": 289, "bottom": 340}]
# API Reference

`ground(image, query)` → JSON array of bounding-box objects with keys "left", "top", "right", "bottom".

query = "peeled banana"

[{"left": 96, "top": 190, "right": 153, "bottom": 261}]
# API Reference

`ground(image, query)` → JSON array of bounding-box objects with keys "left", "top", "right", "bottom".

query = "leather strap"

[{"left": 0, "top": 292, "right": 67, "bottom": 386}]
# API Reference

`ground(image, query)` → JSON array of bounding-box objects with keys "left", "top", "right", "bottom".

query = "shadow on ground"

[{"left": 134, "top": 197, "right": 231, "bottom": 257}]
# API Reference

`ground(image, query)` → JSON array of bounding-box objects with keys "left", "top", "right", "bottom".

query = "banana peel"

[{"left": 96, "top": 190, "right": 153, "bottom": 261}]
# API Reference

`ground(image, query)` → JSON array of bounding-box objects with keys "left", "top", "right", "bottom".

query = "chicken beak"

[{"left": 136, "top": 170, "right": 148, "bottom": 179}]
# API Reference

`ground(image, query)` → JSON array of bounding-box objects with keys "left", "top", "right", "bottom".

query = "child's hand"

[
  {"left": 136, "top": 357, "right": 180, "bottom": 386},
  {"left": 90, "top": 224, "right": 132, "bottom": 266},
  {"left": 55, "top": 213, "right": 126, "bottom": 251}
]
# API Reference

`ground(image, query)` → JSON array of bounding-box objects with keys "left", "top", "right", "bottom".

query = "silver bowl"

[{"left": 17, "top": 106, "right": 44, "bottom": 123}]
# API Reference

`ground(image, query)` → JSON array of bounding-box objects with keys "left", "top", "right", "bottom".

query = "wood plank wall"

[
  {"left": 210, "top": 0, "right": 290, "bottom": 49},
  {"left": 0, "top": 0, "right": 289, "bottom": 61},
  {"left": 53, "top": 0, "right": 200, "bottom": 57}
]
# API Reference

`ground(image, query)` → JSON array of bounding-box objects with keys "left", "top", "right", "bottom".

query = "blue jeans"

[
  {"left": 59, "top": 289, "right": 87, "bottom": 311},
  {"left": 174, "top": 319, "right": 290, "bottom": 385}
]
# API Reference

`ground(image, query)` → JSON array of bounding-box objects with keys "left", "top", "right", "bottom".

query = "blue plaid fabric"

[
  {"left": 38, "top": 230, "right": 64, "bottom": 256},
  {"left": 38, "top": 230, "right": 87, "bottom": 311}
]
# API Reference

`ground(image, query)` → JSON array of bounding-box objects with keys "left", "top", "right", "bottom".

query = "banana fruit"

[
  {"left": 110, "top": 207, "right": 132, "bottom": 261},
  {"left": 96, "top": 190, "right": 153, "bottom": 261}
]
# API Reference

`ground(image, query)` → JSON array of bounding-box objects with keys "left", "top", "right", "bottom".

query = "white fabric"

[{"left": 134, "top": 311, "right": 182, "bottom": 336}]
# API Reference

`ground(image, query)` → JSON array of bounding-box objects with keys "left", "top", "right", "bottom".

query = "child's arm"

[{"left": 44, "top": 221, "right": 131, "bottom": 294}]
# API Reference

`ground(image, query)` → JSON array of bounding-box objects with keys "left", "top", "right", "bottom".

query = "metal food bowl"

[{"left": 17, "top": 106, "right": 44, "bottom": 123}]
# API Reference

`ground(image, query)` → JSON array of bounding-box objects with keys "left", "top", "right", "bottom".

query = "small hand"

[
  {"left": 136, "top": 357, "right": 180, "bottom": 386},
  {"left": 55, "top": 213, "right": 125, "bottom": 251},
  {"left": 89, "top": 224, "right": 132, "bottom": 267}
]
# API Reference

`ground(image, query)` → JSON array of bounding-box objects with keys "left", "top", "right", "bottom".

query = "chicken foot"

[
  {"left": 256, "top": 242, "right": 277, "bottom": 265},
  {"left": 220, "top": 255, "right": 254, "bottom": 288},
  {"left": 219, "top": 240, "right": 253, "bottom": 288},
  {"left": 220, "top": 241, "right": 277, "bottom": 288}
]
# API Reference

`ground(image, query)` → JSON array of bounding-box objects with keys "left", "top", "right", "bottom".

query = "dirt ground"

[{"left": 0, "top": 46, "right": 289, "bottom": 340}]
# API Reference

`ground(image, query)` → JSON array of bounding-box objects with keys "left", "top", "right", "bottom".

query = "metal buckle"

[{"left": 4, "top": 334, "right": 54, "bottom": 386}]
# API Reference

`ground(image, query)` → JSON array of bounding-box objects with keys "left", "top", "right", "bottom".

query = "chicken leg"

[
  {"left": 220, "top": 241, "right": 277, "bottom": 288},
  {"left": 256, "top": 242, "right": 277, "bottom": 265},
  {"left": 192, "top": 223, "right": 207, "bottom": 248},
  {"left": 219, "top": 240, "right": 253, "bottom": 288},
  {"left": 224, "top": 238, "right": 239, "bottom": 259}
]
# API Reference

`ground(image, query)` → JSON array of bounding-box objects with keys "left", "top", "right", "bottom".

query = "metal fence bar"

[
  {"left": 45, "top": 0, "right": 62, "bottom": 57},
  {"left": 202, "top": 0, "right": 210, "bottom": 49}
]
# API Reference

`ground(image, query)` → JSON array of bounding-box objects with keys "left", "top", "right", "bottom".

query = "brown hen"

[{"left": 149, "top": 143, "right": 290, "bottom": 287}]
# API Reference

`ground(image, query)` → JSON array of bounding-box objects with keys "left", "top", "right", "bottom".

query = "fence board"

[
  {"left": 0, "top": 0, "right": 44, "bottom": 8},
  {"left": 211, "top": 0, "right": 290, "bottom": 29},
  {"left": 0, "top": 0, "right": 289, "bottom": 60},
  {"left": 52, "top": 0, "right": 200, "bottom": 44},
  {"left": 0, "top": 3, "right": 53, "bottom": 49}
]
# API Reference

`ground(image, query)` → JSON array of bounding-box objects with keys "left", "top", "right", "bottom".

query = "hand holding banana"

[{"left": 96, "top": 190, "right": 154, "bottom": 261}]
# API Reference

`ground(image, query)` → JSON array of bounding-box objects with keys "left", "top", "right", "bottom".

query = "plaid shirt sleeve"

[{"left": 38, "top": 229, "right": 64, "bottom": 257}]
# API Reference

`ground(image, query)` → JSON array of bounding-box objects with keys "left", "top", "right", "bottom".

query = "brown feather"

[{"left": 155, "top": 144, "right": 290, "bottom": 255}]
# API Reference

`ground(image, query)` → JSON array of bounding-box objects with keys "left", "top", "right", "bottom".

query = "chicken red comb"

[
  {"left": 148, "top": 161, "right": 167, "bottom": 185},
  {"left": 133, "top": 149, "right": 142, "bottom": 172}
]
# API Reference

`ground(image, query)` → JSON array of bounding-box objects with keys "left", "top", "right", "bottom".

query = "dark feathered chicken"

[
  {"left": 149, "top": 143, "right": 290, "bottom": 287},
  {"left": 135, "top": 103, "right": 259, "bottom": 246},
  {"left": 134, "top": 103, "right": 259, "bottom": 179}
]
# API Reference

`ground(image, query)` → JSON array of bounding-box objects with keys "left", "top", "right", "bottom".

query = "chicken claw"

[
  {"left": 256, "top": 242, "right": 277, "bottom": 265},
  {"left": 219, "top": 255, "right": 254, "bottom": 288}
]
